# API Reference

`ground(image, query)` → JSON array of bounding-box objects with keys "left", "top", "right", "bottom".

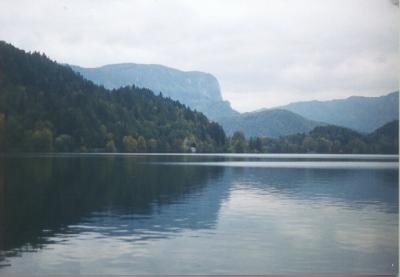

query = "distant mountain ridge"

[
  {"left": 277, "top": 91, "right": 399, "bottom": 133},
  {"left": 71, "top": 63, "right": 239, "bottom": 120},
  {"left": 0, "top": 41, "right": 227, "bottom": 153},
  {"left": 264, "top": 121, "right": 398, "bottom": 154},
  {"left": 71, "top": 63, "right": 398, "bottom": 138},
  {"left": 1, "top": 41, "right": 398, "bottom": 154},
  {"left": 218, "top": 109, "right": 323, "bottom": 138},
  {"left": 367, "top": 120, "right": 399, "bottom": 153}
]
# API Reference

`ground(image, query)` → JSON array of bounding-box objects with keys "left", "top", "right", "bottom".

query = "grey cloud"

[{"left": 0, "top": 0, "right": 398, "bottom": 111}]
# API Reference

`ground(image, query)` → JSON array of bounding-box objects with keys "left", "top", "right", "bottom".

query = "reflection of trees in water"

[
  {"left": 0, "top": 156, "right": 225, "bottom": 261},
  {"left": 0, "top": 156, "right": 397, "bottom": 268}
]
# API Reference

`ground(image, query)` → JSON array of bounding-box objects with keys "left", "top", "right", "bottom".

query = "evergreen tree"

[{"left": 0, "top": 41, "right": 227, "bottom": 153}]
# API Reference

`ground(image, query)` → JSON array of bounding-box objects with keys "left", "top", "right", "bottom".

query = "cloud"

[{"left": 0, "top": 0, "right": 398, "bottom": 112}]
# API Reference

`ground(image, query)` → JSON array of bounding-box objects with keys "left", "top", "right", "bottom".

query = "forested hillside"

[
  {"left": 278, "top": 92, "right": 399, "bottom": 133},
  {"left": 71, "top": 63, "right": 238, "bottom": 120},
  {"left": 0, "top": 41, "right": 226, "bottom": 153},
  {"left": 219, "top": 109, "right": 322, "bottom": 137},
  {"left": 232, "top": 122, "right": 398, "bottom": 154},
  {"left": 0, "top": 41, "right": 397, "bottom": 154},
  {"left": 366, "top": 120, "right": 399, "bottom": 154}
]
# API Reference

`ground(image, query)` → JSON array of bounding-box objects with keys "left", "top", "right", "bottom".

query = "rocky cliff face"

[{"left": 71, "top": 63, "right": 238, "bottom": 120}]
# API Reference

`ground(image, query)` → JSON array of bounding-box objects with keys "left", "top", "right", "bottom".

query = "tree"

[
  {"left": 29, "top": 127, "right": 54, "bottom": 152},
  {"left": 0, "top": 42, "right": 229, "bottom": 153},
  {"left": 230, "top": 131, "right": 247, "bottom": 153},
  {"left": 302, "top": 136, "right": 316, "bottom": 152},
  {"left": 249, "top": 137, "right": 263, "bottom": 153},
  {"left": 0, "top": 113, "right": 4, "bottom": 151},
  {"left": 123, "top": 136, "right": 138, "bottom": 152},
  {"left": 208, "top": 122, "right": 226, "bottom": 147},
  {"left": 55, "top": 134, "right": 74, "bottom": 152},
  {"left": 137, "top": 136, "right": 147, "bottom": 152},
  {"left": 172, "top": 138, "right": 184, "bottom": 152},
  {"left": 183, "top": 135, "right": 196, "bottom": 152},
  {"left": 316, "top": 138, "right": 332, "bottom": 153},
  {"left": 5, "top": 116, "right": 24, "bottom": 150},
  {"left": 349, "top": 138, "right": 367, "bottom": 153},
  {"left": 147, "top": 139, "right": 157, "bottom": 152},
  {"left": 105, "top": 140, "right": 117, "bottom": 152}
]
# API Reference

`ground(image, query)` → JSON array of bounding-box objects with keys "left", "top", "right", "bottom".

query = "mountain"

[
  {"left": 369, "top": 120, "right": 399, "bottom": 140},
  {"left": 218, "top": 109, "right": 323, "bottom": 138},
  {"left": 249, "top": 122, "right": 398, "bottom": 154},
  {"left": 0, "top": 41, "right": 226, "bottom": 153},
  {"left": 70, "top": 63, "right": 239, "bottom": 120},
  {"left": 367, "top": 120, "right": 399, "bottom": 154},
  {"left": 277, "top": 92, "right": 399, "bottom": 133}
]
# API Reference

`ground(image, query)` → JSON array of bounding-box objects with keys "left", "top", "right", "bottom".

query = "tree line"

[
  {"left": 228, "top": 121, "right": 398, "bottom": 154},
  {"left": 0, "top": 41, "right": 398, "bottom": 154},
  {"left": 0, "top": 41, "right": 226, "bottom": 153}
]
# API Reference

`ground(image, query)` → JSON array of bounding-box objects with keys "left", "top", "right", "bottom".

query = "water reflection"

[
  {"left": 0, "top": 156, "right": 225, "bottom": 264},
  {"left": 227, "top": 167, "right": 398, "bottom": 212},
  {"left": 0, "top": 154, "right": 398, "bottom": 274}
]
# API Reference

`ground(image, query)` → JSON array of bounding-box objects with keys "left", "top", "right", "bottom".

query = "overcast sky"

[{"left": 0, "top": 0, "right": 398, "bottom": 112}]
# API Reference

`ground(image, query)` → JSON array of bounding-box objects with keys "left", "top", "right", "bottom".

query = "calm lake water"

[{"left": 0, "top": 154, "right": 398, "bottom": 275}]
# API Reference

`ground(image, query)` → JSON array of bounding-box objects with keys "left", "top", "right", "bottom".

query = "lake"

[{"left": 0, "top": 153, "right": 398, "bottom": 275}]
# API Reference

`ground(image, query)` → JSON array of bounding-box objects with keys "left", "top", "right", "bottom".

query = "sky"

[{"left": 0, "top": 0, "right": 398, "bottom": 112}]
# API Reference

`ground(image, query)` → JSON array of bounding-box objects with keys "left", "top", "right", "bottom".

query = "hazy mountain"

[
  {"left": 277, "top": 92, "right": 399, "bottom": 133},
  {"left": 369, "top": 120, "right": 399, "bottom": 140},
  {"left": 219, "top": 109, "right": 323, "bottom": 138},
  {"left": 264, "top": 121, "right": 398, "bottom": 154},
  {"left": 70, "top": 63, "right": 238, "bottom": 120},
  {"left": 366, "top": 120, "right": 399, "bottom": 153},
  {"left": 0, "top": 41, "right": 226, "bottom": 153}
]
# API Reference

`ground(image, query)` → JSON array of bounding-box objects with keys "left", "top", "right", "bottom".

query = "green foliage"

[
  {"left": 0, "top": 41, "right": 397, "bottom": 155},
  {"left": 219, "top": 109, "right": 320, "bottom": 138},
  {"left": 26, "top": 126, "right": 54, "bottom": 152},
  {"left": 123, "top": 136, "right": 138, "bottom": 152},
  {"left": 105, "top": 140, "right": 117, "bottom": 153},
  {"left": 280, "top": 91, "right": 399, "bottom": 133},
  {"left": 232, "top": 124, "right": 398, "bottom": 154},
  {"left": 367, "top": 120, "right": 399, "bottom": 154},
  {"left": 248, "top": 137, "right": 263, "bottom": 153},
  {"left": 0, "top": 113, "right": 4, "bottom": 151},
  {"left": 147, "top": 138, "right": 158, "bottom": 152},
  {"left": 230, "top": 131, "right": 247, "bottom": 153},
  {"left": 207, "top": 122, "right": 226, "bottom": 147},
  {"left": 55, "top": 134, "right": 74, "bottom": 152},
  {"left": 0, "top": 41, "right": 226, "bottom": 153},
  {"left": 137, "top": 136, "right": 147, "bottom": 152}
]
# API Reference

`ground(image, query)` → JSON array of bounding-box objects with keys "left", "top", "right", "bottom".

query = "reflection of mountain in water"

[
  {"left": 69, "top": 171, "right": 231, "bottom": 241},
  {"left": 0, "top": 155, "right": 397, "bottom": 268},
  {"left": 0, "top": 156, "right": 227, "bottom": 261}
]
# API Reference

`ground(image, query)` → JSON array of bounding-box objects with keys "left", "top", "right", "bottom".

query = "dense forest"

[
  {"left": 0, "top": 41, "right": 226, "bottom": 153},
  {"left": 230, "top": 121, "right": 399, "bottom": 154},
  {"left": 0, "top": 41, "right": 398, "bottom": 154}
]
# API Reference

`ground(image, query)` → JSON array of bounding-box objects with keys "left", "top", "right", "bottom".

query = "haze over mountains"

[
  {"left": 278, "top": 91, "right": 399, "bottom": 133},
  {"left": 0, "top": 42, "right": 227, "bottom": 153},
  {"left": 230, "top": 91, "right": 399, "bottom": 137},
  {"left": 218, "top": 109, "right": 322, "bottom": 137},
  {"left": 0, "top": 42, "right": 398, "bottom": 154},
  {"left": 71, "top": 64, "right": 238, "bottom": 120},
  {"left": 72, "top": 63, "right": 399, "bottom": 138}
]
